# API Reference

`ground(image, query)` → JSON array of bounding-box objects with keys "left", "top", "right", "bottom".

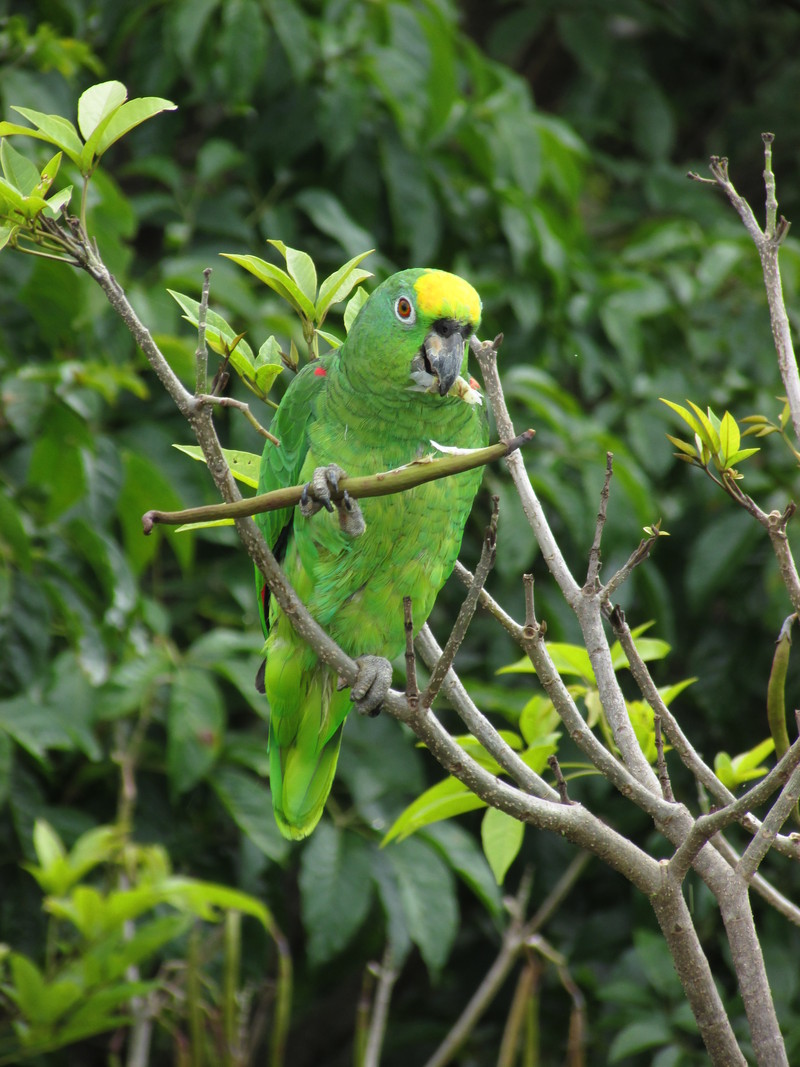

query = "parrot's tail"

[{"left": 267, "top": 671, "right": 349, "bottom": 840}]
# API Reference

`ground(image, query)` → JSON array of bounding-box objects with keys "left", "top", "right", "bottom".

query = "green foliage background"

[{"left": 2, "top": 1, "right": 800, "bottom": 1063}]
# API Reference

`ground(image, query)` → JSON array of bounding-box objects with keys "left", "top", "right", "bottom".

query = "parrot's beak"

[{"left": 422, "top": 319, "right": 470, "bottom": 396}]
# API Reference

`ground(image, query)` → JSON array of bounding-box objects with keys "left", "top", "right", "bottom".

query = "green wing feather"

[{"left": 253, "top": 356, "right": 330, "bottom": 637}]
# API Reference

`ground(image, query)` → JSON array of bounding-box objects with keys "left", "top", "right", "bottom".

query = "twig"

[
  {"left": 600, "top": 529, "right": 660, "bottom": 603},
  {"left": 738, "top": 720, "right": 800, "bottom": 883},
  {"left": 653, "top": 714, "right": 674, "bottom": 802},
  {"left": 142, "top": 434, "right": 533, "bottom": 533},
  {"left": 693, "top": 139, "right": 800, "bottom": 442},
  {"left": 422, "top": 498, "right": 498, "bottom": 706},
  {"left": 196, "top": 393, "right": 280, "bottom": 445},
  {"left": 423, "top": 857, "right": 588, "bottom": 1067},
  {"left": 414, "top": 625, "right": 557, "bottom": 801},
  {"left": 195, "top": 267, "right": 211, "bottom": 396},
  {"left": 362, "top": 945, "right": 399, "bottom": 1067},
  {"left": 470, "top": 335, "right": 582, "bottom": 609},
  {"left": 668, "top": 731, "right": 800, "bottom": 883},
  {"left": 403, "top": 597, "right": 419, "bottom": 713},
  {"left": 547, "top": 755, "right": 572, "bottom": 805},
  {"left": 585, "top": 452, "right": 613, "bottom": 590}
]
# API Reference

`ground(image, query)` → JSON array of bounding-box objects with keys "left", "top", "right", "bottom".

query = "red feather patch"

[{"left": 314, "top": 366, "right": 327, "bottom": 377}]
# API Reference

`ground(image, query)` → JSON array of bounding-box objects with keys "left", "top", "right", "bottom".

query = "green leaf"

[
  {"left": 382, "top": 777, "right": 486, "bottom": 844},
  {"left": 718, "top": 410, "right": 740, "bottom": 464},
  {"left": 210, "top": 766, "right": 289, "bottom": 863},
  {"left": 1, "top": 140, "right": 42, "bottom": 195},
  {"left": 77, "top": 80, "right": 128, "bottom": 141},
  {"left": 173, "top": 443, "right": 261, "bottom": 488},
  {"left": 727, "top": 446, "right": 760, "bottom": 466},
  {"left": 31, "top": 818, "right": 66, "bottom": 878},
  {"left": 481, "top": 807, "right": 524, "bottom": 885},
  {"left": 167, "top": 668, "right": 224, "bottom": 794},
  {"left": 221, "top": 253, "right": 316, "bottom": 321},
  {"left": 715, "top": 738, "right": 775, "bottom": 789},
  {"left": 609, "top": 1019, "right": 673, "bottom": 1061},
  {"left": 686, "top": 399, "right": 721, "bottom": 454},
  {"left": 279, "top": 243, "right": 317, "bottom": 304},
  {"left": 315, "top": 250, "right": 374, "bottom": 322},
  {"left": 7, "top": 108, "right": 84, "bottom": 164},
  {"left": 385, "top": 837, "right": 458, "bottom": 975},
  {"left": 344, "top": 285, "right": 369, "bottom": 333},
  {"left": 421, "top": 821, "right": 503, "bottom": 918},
  {"left": 94, "top": 96, "right": 177, "bottom": 157},
  {"left": 299, "top": 823, "right": 374, "bottom": 966}
]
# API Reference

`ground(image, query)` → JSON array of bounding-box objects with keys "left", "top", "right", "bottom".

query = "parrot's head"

[{"left": 345, "top": 268, "right": 482, "bottom": 398}]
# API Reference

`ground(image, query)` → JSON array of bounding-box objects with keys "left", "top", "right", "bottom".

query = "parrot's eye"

[{"left": 394, "top": 296, "right": 415, "bottom": 323}]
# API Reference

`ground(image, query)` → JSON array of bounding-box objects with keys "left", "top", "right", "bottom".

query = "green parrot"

[{"left": 255, "top": 267, "right": 488, "bottom": 840}]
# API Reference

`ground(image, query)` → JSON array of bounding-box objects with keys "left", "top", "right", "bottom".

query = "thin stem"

[
  {"left": 195, "top": 268, "right": 211, "bottom": 396},
  {"left": 362, "top": 945, "right": 399, "bottom": 1067},
  {"left": 422, "top": 499, "right": 498, "bottom": 706},
  {"left": 586, "top": 452, "right": 613, "bottom": 589},
  {"left": 404, "top": 597, "right": 419, "bottom": 713}
]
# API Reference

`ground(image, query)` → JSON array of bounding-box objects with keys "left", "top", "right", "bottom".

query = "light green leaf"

[
  {"left": 727, "top": 446, "right": 760, "bottom": 466},
  {"left": 481, "top": 807, "right": 524, "bottom": 885},
  {"left": 719, "top": 410, "right": 740, "bottom": 464},
  {"left": 32, "top": 818, "right": 66, "bottom": 872},
  {"left": 77, "top": 80, "right": 127, "bottom": 141},
  {"left": 315, "top": 250, "right": 374, "bottom": 322},
  {"left": 1, "top": 140, "right": 41, "bottom": 195},
  {"left": 382, "top": 777, "right": 486, "bottom": 844},
  {"left": 7, "top": 108, "right": 84, "bottom": 164},
  {"left": 173, "top": 443, "right": 260, "bottom": 488},
  {"left": 283, "top": 244, "right": 317, "bottom": 304},
  {"left": 686, "top": 400, "right": 721, "bottom": 454},
  {"left": 344, "top": 285, "right": 370, "bottom": 333},
  {"left": 221, "top": 252, "right": 317, "bottom": 320},
  {"left": 94, "top": 97, "right": 177, "bottom": 157}
]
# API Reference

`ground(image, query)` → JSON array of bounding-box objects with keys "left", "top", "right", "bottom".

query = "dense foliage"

[{"left": 2, "top": 1, "right": 800, "bottom": 1064}]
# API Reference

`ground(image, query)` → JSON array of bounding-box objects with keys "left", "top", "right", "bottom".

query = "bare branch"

[
  {"left": 653, "top": 714, "right": 674, "bottom": 802},
  {"left": 141, "top": 434, "right": 533, "bottom": 534},
  {"left": 422, "top": 498, "right": 498, "bottom": 706},
  {"left": 696, "top": 140, "right": 800, "bottom": 442},
  {"left": 414, "top": 625, "right": 556, "bottom": 802},
  {"left": 195, "top": 393, "right": 280, "bottom": 446},
  {"left": 195, "top": 267, "right": 211, "bottom": 396},
  {"left": 403, "top": 597, "right": 419, "bottom": 714},
  {"left": 585, "top": 452, "right": 613, "bottom": 590},
  {"left": 362, "top": 945, "right": 399, "bottom": 1067}
]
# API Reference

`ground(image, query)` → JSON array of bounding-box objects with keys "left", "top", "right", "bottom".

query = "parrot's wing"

[{"left": 254, "top": 357, "right": 330, "bottom": 643}]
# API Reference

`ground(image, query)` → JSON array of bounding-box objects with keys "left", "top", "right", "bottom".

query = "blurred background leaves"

[{"left": 2, "top": 0, "right": 800, "bottom": 1063}]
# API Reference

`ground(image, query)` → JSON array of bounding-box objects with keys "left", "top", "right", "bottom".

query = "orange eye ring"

[{"left": 394, "top": 296, "right": 415, "bottom": 323}]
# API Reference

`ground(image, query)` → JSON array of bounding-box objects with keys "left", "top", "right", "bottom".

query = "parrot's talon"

[
  {"left": 300, "top": 464, "right": 366, "bottom": 536},
  {"left": 351, "top": 655, "right": 393, "bottom": 716}
]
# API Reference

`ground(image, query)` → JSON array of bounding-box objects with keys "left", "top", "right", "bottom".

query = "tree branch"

[{"left": 141, "top": 435, "right": 533, "bottom": 534}]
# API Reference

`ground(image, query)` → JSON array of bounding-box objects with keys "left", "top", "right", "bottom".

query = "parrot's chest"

[{"left": 291, "top": 409, "right": 484, "bottom": 657}]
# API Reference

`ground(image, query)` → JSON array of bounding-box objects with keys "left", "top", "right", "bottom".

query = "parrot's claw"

[
  {"left": 351, "top": 655, "right": 393, "bottom": 717},
  {"left": 300, "top": 464, "right": 366, "bottom": 536}
]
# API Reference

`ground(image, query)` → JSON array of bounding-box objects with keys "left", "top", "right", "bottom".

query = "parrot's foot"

[
  {"left": 300, "top": 464, "right": 366, "bottom": 537},
  {"left": 350, "top": 655, "right": 393, "bottom": 717}
]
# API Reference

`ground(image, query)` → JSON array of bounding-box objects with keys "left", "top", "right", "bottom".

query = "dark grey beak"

[{"left": 423, "top": 319, "right": 469, "bottom": 396}]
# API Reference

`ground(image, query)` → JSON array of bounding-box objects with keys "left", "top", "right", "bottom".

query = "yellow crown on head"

[{"left": 413, "top": 270, "right": 482, "bottom": 326}]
